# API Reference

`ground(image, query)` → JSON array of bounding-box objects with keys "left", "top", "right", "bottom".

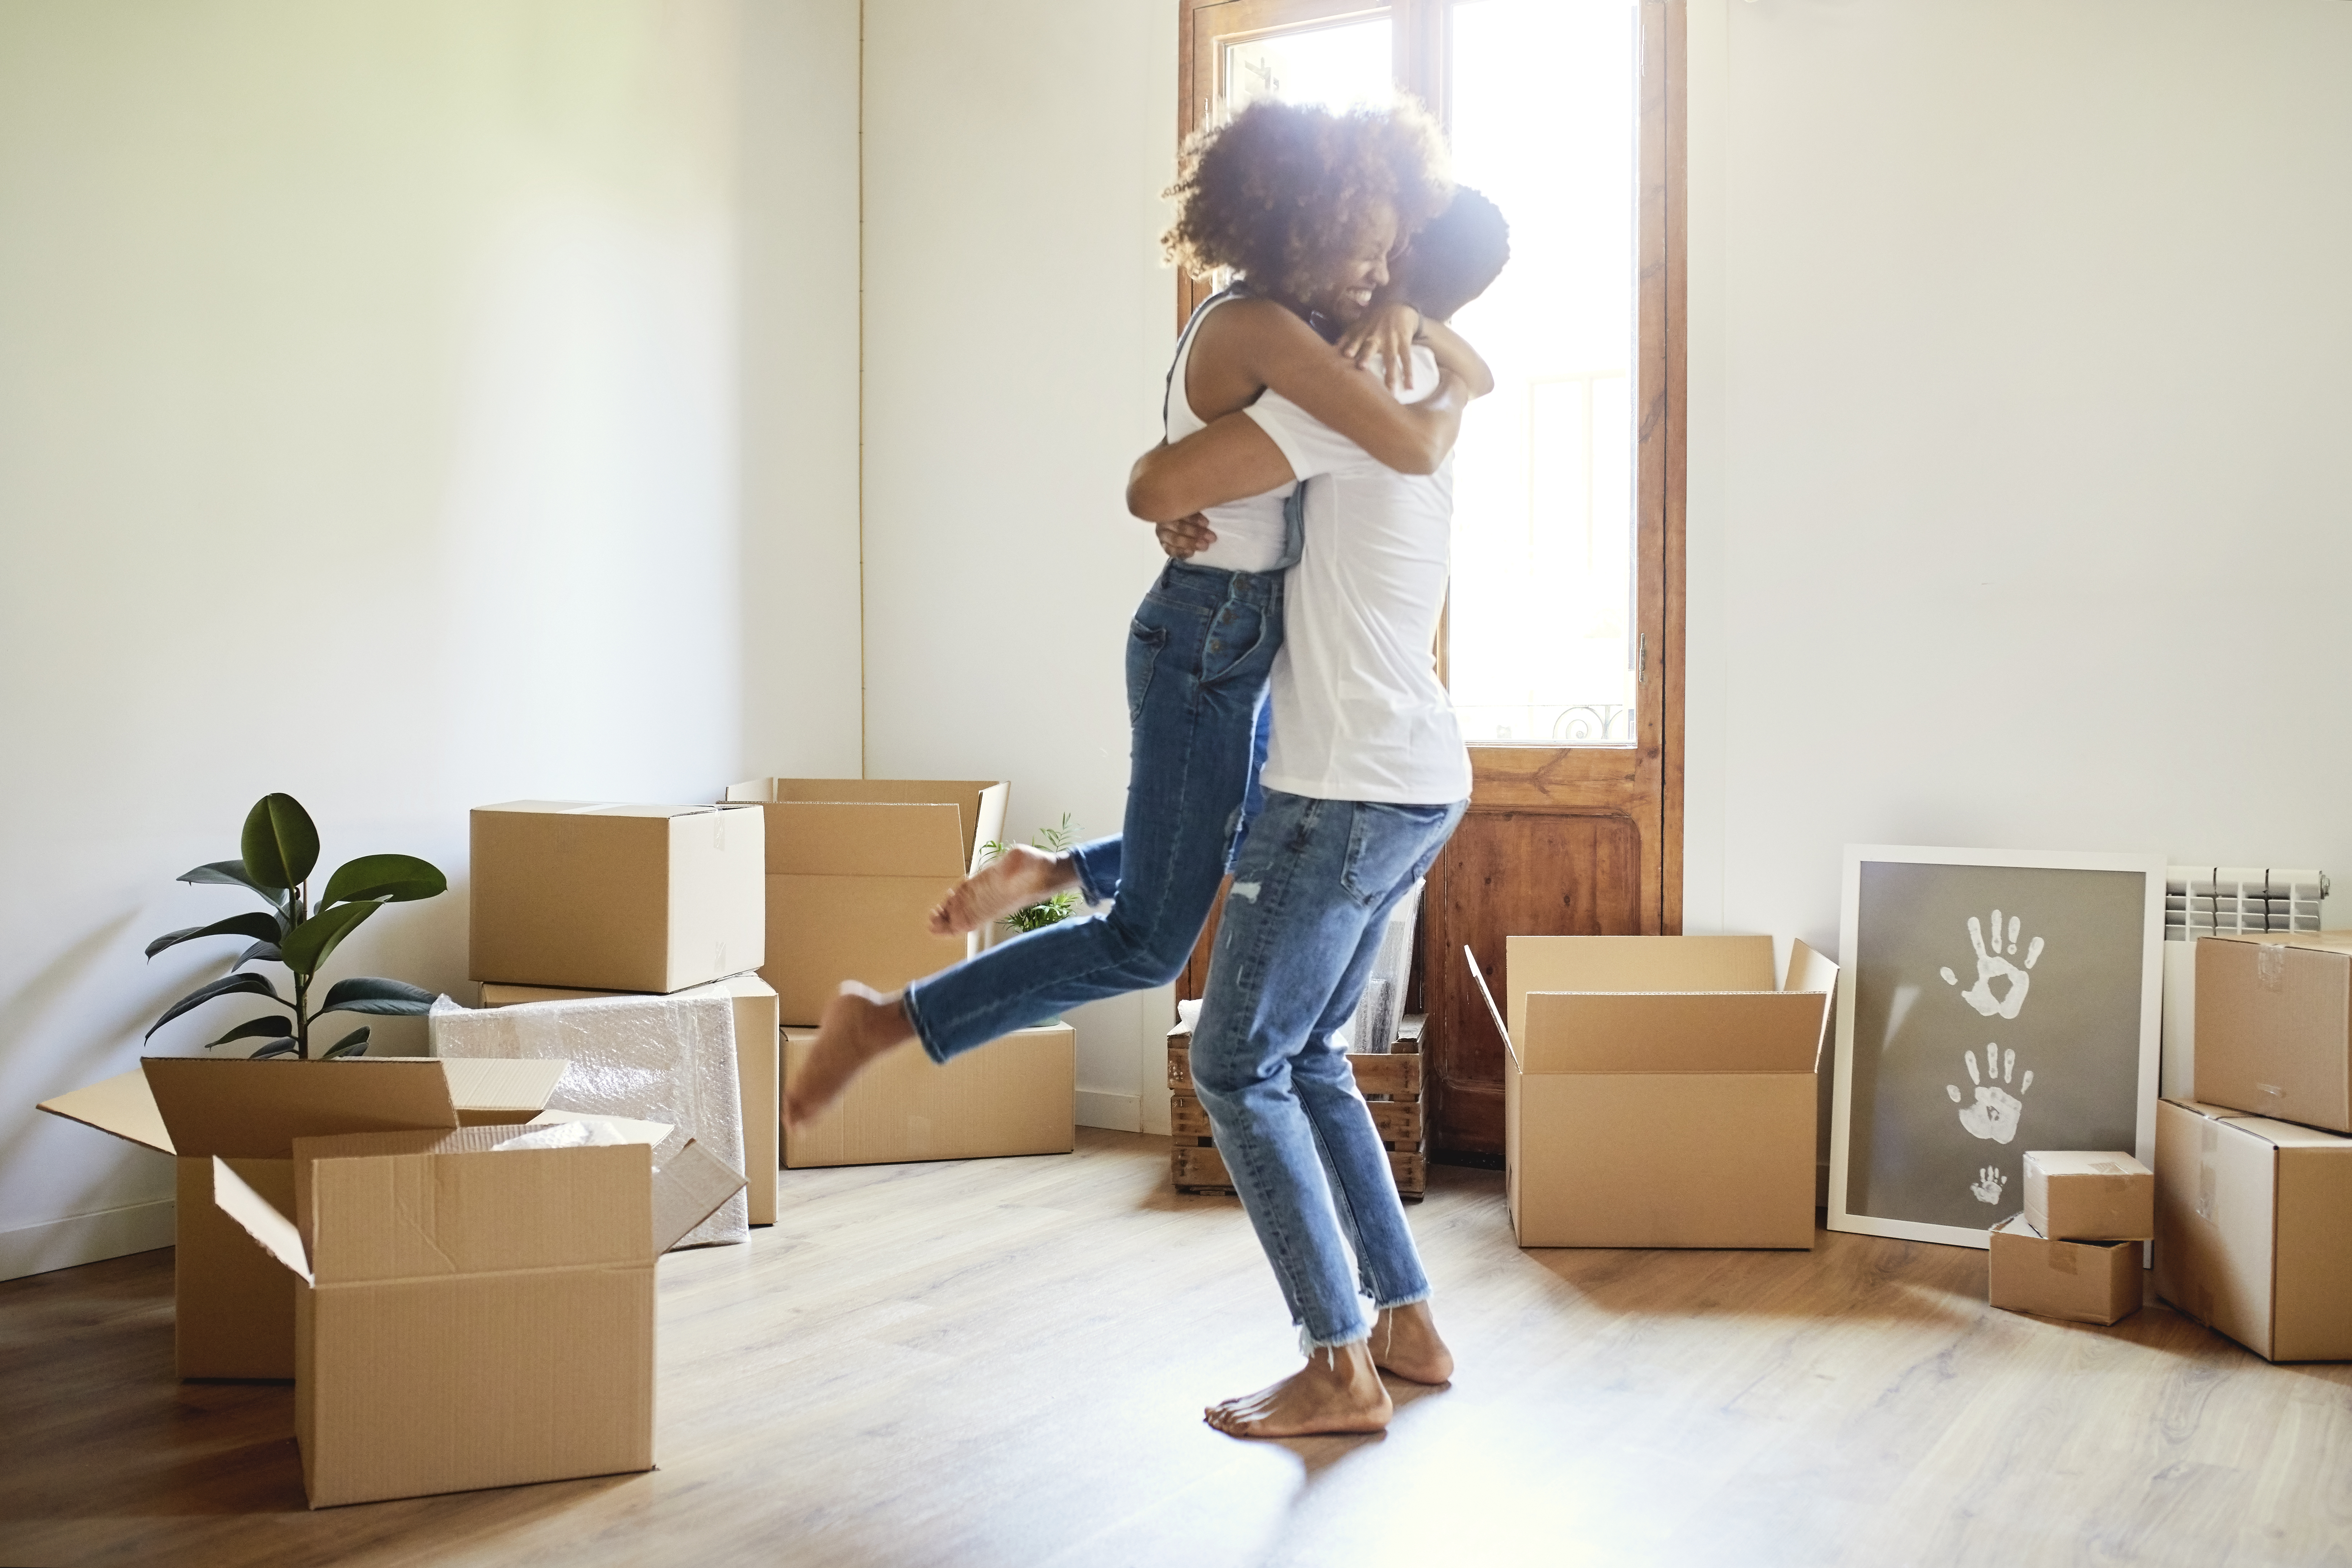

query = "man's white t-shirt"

[{"left": 1240, "top": 345, "right": 1471, "bottom": 806}]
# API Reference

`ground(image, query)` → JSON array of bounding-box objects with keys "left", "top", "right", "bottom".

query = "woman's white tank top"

[{"left": 1163, "top": 291, "right": 1295, "bottom": 574}]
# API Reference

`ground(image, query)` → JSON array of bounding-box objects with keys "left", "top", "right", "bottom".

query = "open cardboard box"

[
  {"left": 723, "top": 778, "right": 1008, "bottom": 1025},
  {"left": 782, "top": 1022, "right": 1073, "bottom": 1167},
  {"left": 481, "top": 973, "right": 782, "bottom": 1224},
  {"left": 2195, "top": 931, "right": 2352, "bottom": 1134},
  {"left": 470, "top": 800, "right": 766, "bottom": 994},
  {"left": 1471, "top": 935, "right": 1838, "bottom": 1249},
  {"left": 38, "top": 1056, "right": 570, "bottom": 1379},
  {"left": 2154, "top": 1097, "right": 2352, "bottom": 1361},
  {"left": 1987, "top": 1214, "right": 2143, "bottom": 1325},
  {"left": 213, "top": 1119, "right": 742, "bottom": 1508}
]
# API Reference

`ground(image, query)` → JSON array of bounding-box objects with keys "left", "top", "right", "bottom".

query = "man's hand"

[
  {"left": 1336, "top": 300, "right": 1422, "bottom": 392},
  {"left": 1156, "top": 514, "right": 1217, "bottom": 559}
]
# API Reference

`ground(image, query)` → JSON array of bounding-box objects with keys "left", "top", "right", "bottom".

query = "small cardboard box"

[
  {"left": 723, "top": 778, "right": 1008, "bottom": 1025},
  {"left": 482, "top": 973, "right": 782, "bottom": 1224},
  {"left": 1987, "top": 1214, "right": 2142, "bottom": 1325},
  {"left": 2195, "top": 932, "right": 2352, "bottom": 1134},
  {"left": 213, "top": 1121, "right": 742, "bottom": 1508},
  {"left": 1472, "top": 935, "right": 1837, "bottom": 1250},
  {"left": 37, "top": 1056, "right": 567, "bottom": 1379},
  {"left": 781, "top": 1021, "right": 1073, "bottom": 1167},
  {"left": 2023, "top": 1150, "right": 2155, "bottom": 1241},
  {"left": 2154, "top": 1097, "right": 2352, "bottom": 1362},
  {"left": 470, "top": 801, "right": 765, "bottom": 994}
]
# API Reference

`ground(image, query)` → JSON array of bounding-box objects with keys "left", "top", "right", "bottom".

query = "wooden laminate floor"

[{"left": 1, "top": 1129, "right": 2346, "bottom": 1567}]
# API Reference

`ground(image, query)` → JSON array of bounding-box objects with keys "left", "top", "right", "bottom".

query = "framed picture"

[{"left": 1828, "top": 845, "right": 2165, "bottom": 1250}]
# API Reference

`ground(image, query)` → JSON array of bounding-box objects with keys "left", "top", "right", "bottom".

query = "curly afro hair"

[{"left": 1163, "top": 97, "right": 1453, "bottom": 308}]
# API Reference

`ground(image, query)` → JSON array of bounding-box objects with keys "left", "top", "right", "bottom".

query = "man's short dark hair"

[{"left": 1396, "top": 186, "right": 1509, "bottom": 322}]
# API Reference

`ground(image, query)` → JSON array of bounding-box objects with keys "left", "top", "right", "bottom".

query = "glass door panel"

[
  {"left": 1442, "top": 0, "right": 1639, "bottom": 745},
  {"left": 1223, "top": 16, "right": 1395, "bottom": 114}
]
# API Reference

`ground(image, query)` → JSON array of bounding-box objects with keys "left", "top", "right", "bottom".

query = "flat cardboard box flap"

[
  {"left": 726, "top": 777, "right": 1007, "bottom": 877},
  {"left": 1520, "top": 990, "right": 1829, "bottom": 1074},
  {"left": 39, "top": 1056, "right": 569, "bottom": 1160},
  {"left": 228, "top": 1124, "right": 745, "bottom": 1276}
]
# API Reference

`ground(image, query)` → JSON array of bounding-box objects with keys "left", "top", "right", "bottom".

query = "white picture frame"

[{"left": 1828, "top": 844, "right": 2165, "bottom": 1250}]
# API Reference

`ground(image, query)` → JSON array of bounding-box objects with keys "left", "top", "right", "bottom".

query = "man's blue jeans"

[
  {"left": 902, "top": 561, "right": 1283, "bottom": 1062},
  {"left": 1188, "top": 789, "right": 1466, "bottom": 1349}
]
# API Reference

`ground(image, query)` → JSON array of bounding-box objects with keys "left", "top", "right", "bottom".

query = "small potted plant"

[
  {"left": 144, "top": 792, "right": 448, "bottom": 1058},
  {"left": 981, "top": 813, "right": 1084, "bottom": 935}
]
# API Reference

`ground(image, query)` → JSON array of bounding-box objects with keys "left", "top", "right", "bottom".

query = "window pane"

[
  {"left": 1224, "top": 18, "right": 1393, "bottom": 116},
  {"left": 1444, "top": 0, "right": 1638, "bottom": 745}
]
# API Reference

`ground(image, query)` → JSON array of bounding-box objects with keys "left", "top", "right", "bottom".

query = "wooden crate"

[
  {"left": 1172, "top": 1142, "right": 1428, "bottom": 1197},
  {"left": 1167, "top": 1015, "right": 1426, "bottom": 1200}
]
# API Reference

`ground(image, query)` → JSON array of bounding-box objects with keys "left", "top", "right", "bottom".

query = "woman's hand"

[
  {"left": 1336, "top": 300, "right": 1422, "bottom": 392},
  {"left": 1157, "top": 514, "right": 1217, "bottom": 559}
]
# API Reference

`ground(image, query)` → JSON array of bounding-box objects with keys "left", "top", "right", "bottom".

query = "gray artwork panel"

[{"left": 1847, "top": 861, "right": 2146, "bottom": 1230}]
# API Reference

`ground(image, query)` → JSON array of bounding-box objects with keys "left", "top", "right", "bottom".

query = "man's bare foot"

[
  {"left": 784, "top": 984, "right": 915, "bottom": 1130},
  {"left": 1203, "top": 1342, "right": 1392, "bottom": 1439},
  {"left": 1371, "top": 1301, "right": 1454, "bottom": 1385},
  {"left": 928, "top": 843, "right": 1080, "bottom": 936}
]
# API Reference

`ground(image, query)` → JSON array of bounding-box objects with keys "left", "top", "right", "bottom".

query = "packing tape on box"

[
  {"left": 430, "top": 993, "right": 750, "bottom": 1247},
  {"left": 2197, "top": 1121, "right": 2220, "bottom": 1223},
  {"left": 2257, "top": 944, "right": 2287, "bottom": 989}
]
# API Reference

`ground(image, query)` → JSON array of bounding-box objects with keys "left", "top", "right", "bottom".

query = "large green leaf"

[
  {"left": 247, "top": 1039, "right": 301, "bottom": 1059},
  {"left": 144, "top": 911, "right": 283, "bottom": 960},
  {"left": 278, "top": 901, "right": 379, "bottom": 978},
  {"left": 147, "top": 972, "right": 287, "bottom": 1038},
  {"left": 321, "top": 853, "right": 448, "bottom": 908},
  {"left": 233, "top": 940, "right": 282, "bottom": 971},
  {"left": 315, "top": 975, "right": 437, "bottom": 1017},
  {"left": 241, "top": 794, "right": 319, "bottom": 890},
  {"left": 204, "top": 1015, "right": 295, "bottom": 1050},
  {"left": 179, "top": 860, "right": 286, "bottom": 907},
  {"left": 321, "top": 1026, "right": 371, "bottom": 1059}
]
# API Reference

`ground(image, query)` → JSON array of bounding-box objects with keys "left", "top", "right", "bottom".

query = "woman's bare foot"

[
  {"left": 1203, "top": 1343, "right": 1392, "bottom": 1439},
  {"left": 928, "top": 844, "right": 1080, "bottom": 936},
  {"left": 1371, "top": 1301, "right": 1454, "bottom": 1385},
  {"left": 783, "top": 984, "right": 915, "bottom": 1130}
]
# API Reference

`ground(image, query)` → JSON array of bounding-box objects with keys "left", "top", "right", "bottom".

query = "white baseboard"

[
  {"left": 0, "top": 1199, "right": 175, "bottom": 1282},
  {"left": 1075, "top": 1089, "right": 1141, "bottom": 1133}
]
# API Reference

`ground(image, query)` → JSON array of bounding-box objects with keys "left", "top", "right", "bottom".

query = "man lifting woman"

[{"left": 790, "top": 97, "right": 1509, "bottom": 1440}]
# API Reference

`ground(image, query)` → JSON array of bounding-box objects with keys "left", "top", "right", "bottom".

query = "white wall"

[
  {"left": 0, "top": 0, "right": 862, "bottom": 1278},
  {"left": 1683, "top": 0, "right": 2352, "bottom": 962},
  {"left": 859, "top": 0, "right": 1182, "bottom": 1131}
]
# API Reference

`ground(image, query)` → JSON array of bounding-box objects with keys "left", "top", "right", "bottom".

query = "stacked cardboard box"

[
  {"left": 1473, "top": 935, "right": 1839, "bottom": 1250},
  {"left": 468, "top": 800, "right": 775, "bottom": 1221},
  {"left": 1987, "top": 1151, "right": 2154, "bottom": 1326},
  {"left": 2151, "top": 931, "right": 2352, "bottom": 1361},
  {"left": 1166, "top": 1014, "right": 1427, "bottom": 1201},
  {"left": 723, "top": 778, "right": 1076, "bottom": 1169},
  {"left": 37, "top": 1056, "right": 569, "bottom": 1379}
]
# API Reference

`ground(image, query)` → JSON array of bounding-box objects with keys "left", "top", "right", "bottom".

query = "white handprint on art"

[
  {"left": 1971, "top": 1166, "right": 2007, "bottom": 1205},
  {"left": 1945, "top": 1042, "right": 2033, "bottom": 1144},
  {"left": 1940, "top": 907, "right": 2045, "bottom": 1020}
]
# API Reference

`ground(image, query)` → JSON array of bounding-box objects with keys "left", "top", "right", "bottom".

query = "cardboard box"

[
  {"left": 1472, "top": 935, "right": 1837, "bottom": 1250},
  {"left": 781, "top": 1021, "right": 1073, "bottom": 1167},
  {"left": 470, "top": 801, "right": 765, "bottom": 993},
  {"left": 37, "top": 1056, "right": 566, "bottom": 1378},
  {"left": 723, "top": 778, "right": 1007, "bottom": 1025},
  {"left": 2023, "top": 1150, "right": 2155, "bottom": 1241},
  {"left": 1987, "top": 1215, "right": 2142, "bottom": 1325},
  {"left": 2195, "top": 932, "right": 2352, "bottom": 1134},
  {"left": 213, "top": 1120, "right": 741, "bottom": 1507},
  {"left": 482, "top": 974, "right": 782, "bottom": 1224},
  {"left": 2154, "top": 1097, "right": 2352, "bottom": 1362}
]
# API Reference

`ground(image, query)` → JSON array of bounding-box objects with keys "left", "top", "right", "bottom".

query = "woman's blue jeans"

[
  {"left": 1187, "top": 789, "right": 1467, "bottom": 1348},
  {"left": 901, "top": 562, "right": 1283, "bottom": 1062}
]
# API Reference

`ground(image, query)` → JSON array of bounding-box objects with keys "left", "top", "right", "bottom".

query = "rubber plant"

[
  {"left": 143, "top": 792, "right": 448, "bottom": 1059},
  {"left": 980, "top": 813, "right": 1083, "bottom": 934}
]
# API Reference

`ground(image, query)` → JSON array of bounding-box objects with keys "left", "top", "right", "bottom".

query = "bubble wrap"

[{"left": 430, "top": 992, "right": 749, "bottom": 1247}]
